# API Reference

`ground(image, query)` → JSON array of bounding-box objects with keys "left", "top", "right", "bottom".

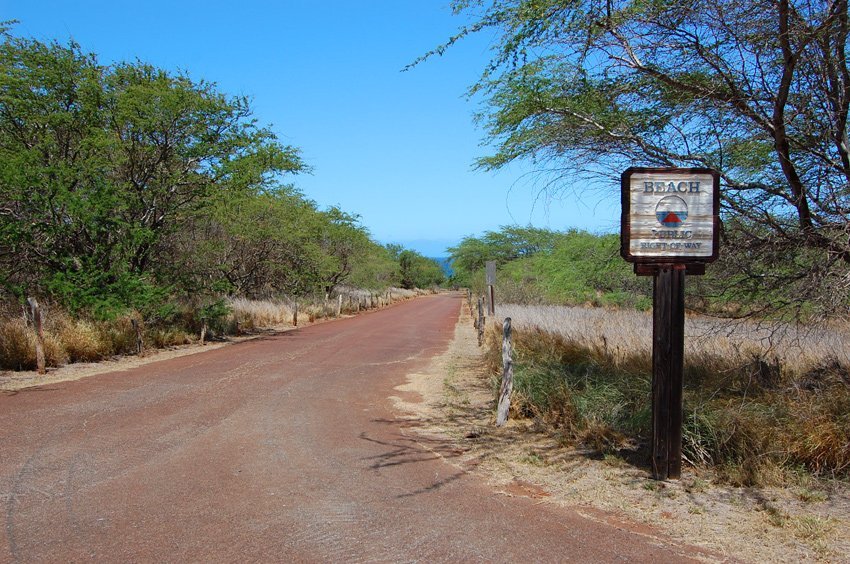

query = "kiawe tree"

[
  {"left": 0, "top": 25, "right": 444, "bottom": 324},
  {"left": 428, "top": 0, "right": 850, "bottom": 317},
  {"left": 0, "top": 28, "right": 303, "bottom": 314}
]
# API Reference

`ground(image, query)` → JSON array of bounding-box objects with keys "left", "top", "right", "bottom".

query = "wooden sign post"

[
  {"left": 621, "top": 167, "right": 720, "bottom": 480},
  {"left": 485, "top": 261, "right": 496, "bottom": 316}
]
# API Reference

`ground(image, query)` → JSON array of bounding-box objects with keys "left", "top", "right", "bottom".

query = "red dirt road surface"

[{"left": 2, "top": 293, "right": 704, "bottom": 562}]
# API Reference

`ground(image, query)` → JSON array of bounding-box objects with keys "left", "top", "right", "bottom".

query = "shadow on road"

[{"left": 359, "top": 429, "right": 469, "bottom": 499}]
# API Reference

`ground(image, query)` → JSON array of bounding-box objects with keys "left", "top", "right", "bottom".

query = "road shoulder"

[{"left": 393, "top": 301, "right": 850, "bottom": 563}]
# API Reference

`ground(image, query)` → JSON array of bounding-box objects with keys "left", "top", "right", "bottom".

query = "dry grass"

[
  {"left": 227, "top": 297, "right": 294, "bottom": 330},
  {"left": 489, "top": 303, "right": 850, "bottom": 484},
  {"left": 497, "top": 303, "right": 850, "bottom": 373},
  {"left": 0, "top": 288, "right": 431, "bottom": 372},
  {"left": 55, "top": 318, "right": 112, "bottom": 362},
  {"left": 0, "top": 312, "right": 145, "bottom": 370},
  {"left": 0, "top": 318, "right": 67, "bottom": 370}
]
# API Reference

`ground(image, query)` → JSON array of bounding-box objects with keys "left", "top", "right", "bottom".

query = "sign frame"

[{"left": 620, "top": 167, "right": 720, "bottom": 266}]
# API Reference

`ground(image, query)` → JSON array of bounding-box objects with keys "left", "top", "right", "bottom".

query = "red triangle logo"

[{"left": 662, "top": 212, "right": 681, "bottom": 224}]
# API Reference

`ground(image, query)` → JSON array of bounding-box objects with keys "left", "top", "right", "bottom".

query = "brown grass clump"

[
  {"left": 55, "top": 318, "right": 111, "bottom": 362},
  {"left": 148, "top": 327, "right": 192, "bottom": 349},
  {"left": 786, "top": 390, "right": 850, "bottom": 476},
  {"left": 227, "top": 297, "right": 293, "bottom": 330},
  {"left": 0, "top": 318, "right": 67, "bottom": 370},
  {"left": 0, "top": 318, "right": 35, "bottom": 370}
]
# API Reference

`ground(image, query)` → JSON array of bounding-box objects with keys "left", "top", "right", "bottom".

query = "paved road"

[{"left": 1, "top": 293, "right": 702, "bottom": 562}]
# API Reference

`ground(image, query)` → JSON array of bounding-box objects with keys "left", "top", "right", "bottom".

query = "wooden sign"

[
  {"left": 620, "top": 166, "right": 721, "bottom": 481},
  {"left": 621, "top": 167, "right": 720, "bottom": 265},
  {"left": 485, "top": 261, "right": 496, "bottom": 285}
]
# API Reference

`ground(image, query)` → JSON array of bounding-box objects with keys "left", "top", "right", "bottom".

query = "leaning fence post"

[
  {"left": 27, "top": 297, "right": 46, "bottom": 374},
  {"left": 496, "top": 318, "right": 514, "bottom": 426}
]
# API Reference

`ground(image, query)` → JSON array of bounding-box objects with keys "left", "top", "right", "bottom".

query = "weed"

[
  {"left": 765, "top": 505, "right": 789, "bottom": 528},
  {"left": 792, "top": 515, "right": 837, "bottom": 542},
  {"left": 797, "top": 489, "right": 829, "bottom": 503},
  {"left": 686, "top": 477, "right": 709, "bottom": 493},
  {"left": 603, "top": 453, "right": 628, "bottom": 467},
  {"left": 521, "top": 451, "right": 545, "bottom": 466}
]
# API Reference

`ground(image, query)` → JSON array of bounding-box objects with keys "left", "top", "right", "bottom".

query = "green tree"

[
  {"left": 162, "top": 187, "right": 330, "bottom": 300},
  {"left": 430, "top": 0, "right": 850, "bottom": 317},
  {"left": 448, "top": 226, "right": 558, "bottom": 286},
  {"left": 347, "top": 243, "right": 402, "bottom": 290},
  {"left": 398, "top": 249, "right": 445, "bottom": 289},
  {"left": 0, "top": 30, "right": 303, "bottom": 314},
  {"left": 314, "top": 207, "right": 375, "bottom": 296}
]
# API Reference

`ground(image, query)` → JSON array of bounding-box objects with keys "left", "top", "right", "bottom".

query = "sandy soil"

[{"left": 393, "top": 301, "right": 850, "bottom": 563}]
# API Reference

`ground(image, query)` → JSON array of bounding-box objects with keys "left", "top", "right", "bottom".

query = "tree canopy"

[
  {"left": 0, "top": 29, "right": 439, "bottom": 318},
  {"left": 431, "top": 0, "right": 850, "bottom": 317}
]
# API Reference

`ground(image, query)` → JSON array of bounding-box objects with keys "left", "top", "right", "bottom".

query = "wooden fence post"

[
  {"left": 496, "top": 318, "right": 514, "bottom": 426},
  {"left": 131, "top": 317, "right": 144, "bottom": 355},
  {"left": 477, "top": 297, "right": 485, "bottom": 346},
  {"left": 27, "top": 297, "right": 46, "bottom": 374},
  {"left": 293, "top": 302, "right": 298, "bottom": 327},
  {"left": 200, "top": 318, "right": 208, "bottom": 345},
  {"left": 336, "top": 294, "right": 343, "bottom": 318}
]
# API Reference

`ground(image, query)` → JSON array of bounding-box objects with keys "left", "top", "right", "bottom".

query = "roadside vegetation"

[
  {"left": 433, "top": 0, "right": 850, "bottom": 486},
  {"left": 0, "top": 27, "right": 444, "bottom": 371},
  {"left": 450, "top": 225, "right": 850, "bottom": 485},
  {"left": 485, "top": 304, "right": 850, "bottom": 486}
]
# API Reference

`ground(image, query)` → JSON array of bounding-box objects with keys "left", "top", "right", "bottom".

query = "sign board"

[
  {"left": 485, "top": 261, "right": 497, "bottom": 285},
  {"left": 621, "top": 167, "right": 720, "bottom": 264}
]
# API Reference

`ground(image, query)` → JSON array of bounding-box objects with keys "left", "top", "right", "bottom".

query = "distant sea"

[{"left": 431, "top": 257, "right": 453, "bottom": 278}]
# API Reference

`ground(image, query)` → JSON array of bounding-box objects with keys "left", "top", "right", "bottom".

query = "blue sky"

[{"left": 4, "top": 1, "right": 619, "bottom": 256}]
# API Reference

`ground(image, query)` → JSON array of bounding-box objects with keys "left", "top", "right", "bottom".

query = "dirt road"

[{"left": 1, "top": 293, "right": 704, "bottom": 562}]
